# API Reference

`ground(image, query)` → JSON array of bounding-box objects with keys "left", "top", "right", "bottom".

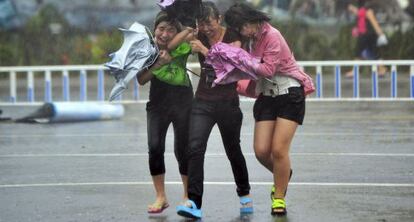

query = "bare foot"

[{"left": 148, "top": 198, "right": 169, "bottom": 214}]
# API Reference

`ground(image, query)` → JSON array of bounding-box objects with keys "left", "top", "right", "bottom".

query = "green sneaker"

[{"left": 271, "top": 198, "right": 287, "bottom": 216}]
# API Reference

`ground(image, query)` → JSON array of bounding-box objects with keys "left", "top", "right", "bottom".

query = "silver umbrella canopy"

[{"left": 105, "top": 22, "right": 159, "bottom": 101}]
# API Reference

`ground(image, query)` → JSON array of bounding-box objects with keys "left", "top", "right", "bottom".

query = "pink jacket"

[{"left": 248, "top": 22, "right": 315, "bottom": 95}]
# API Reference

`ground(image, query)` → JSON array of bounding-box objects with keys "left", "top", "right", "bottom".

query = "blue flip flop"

[
  {"left": 240, "top": 196, "right": 254, "bottom": 214},
  {"left": 176, "top": 200, "right": 202, "bottom": 219}
]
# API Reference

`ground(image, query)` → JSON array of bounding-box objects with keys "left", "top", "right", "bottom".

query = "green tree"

[
  {"left": 21, "top": 4, "right": 71, "bottom": 65},
  {"left": 331, "top": 25, "right": 355, "bottom": 60},
  {"left": 90, "top": 31, "right": 123, "bottom": 64},
  {"left": 0, "top": 31, "right": 22, "bottom": 65}
]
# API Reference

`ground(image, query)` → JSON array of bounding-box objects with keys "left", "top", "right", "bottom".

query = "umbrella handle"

[{"left": 186, "top": 68, "right": 200, "bottom": 77}]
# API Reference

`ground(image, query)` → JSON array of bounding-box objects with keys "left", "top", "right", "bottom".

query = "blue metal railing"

[
  {"left": 299, "top": 60, "right": 414, "bottom": 100},
  {"left": 1, "top": 60, "right": 414, "bottom": 104},
  {"left": 334, "top": 65, "right": 341, "bottom": 98}
]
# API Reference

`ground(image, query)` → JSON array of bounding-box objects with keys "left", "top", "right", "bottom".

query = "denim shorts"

[{"left": 253, "top": 87, "right": 305, "bottom": 124}]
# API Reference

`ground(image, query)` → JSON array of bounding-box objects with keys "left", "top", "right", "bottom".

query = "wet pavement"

[{"left": 1, "top": 101, "right": 414, "bottom": 222}]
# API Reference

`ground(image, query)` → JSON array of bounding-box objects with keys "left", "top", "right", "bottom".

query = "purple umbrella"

[
  {"left": 157, "top": 0, "right": 175, "bottom": 9},
  {"left": 205, "top": 42, "right": 260, "bottom": 87}
]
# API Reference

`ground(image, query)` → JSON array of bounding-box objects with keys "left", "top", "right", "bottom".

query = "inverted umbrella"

[
  {"left": 205, "top": 42, "right": 259, "bottom": 87},
  {"left": 105, "top": 22, "right": 159, "bottom": 101},
  {"left": 157, "top": 0, "right": 175, "bottom": 8}
]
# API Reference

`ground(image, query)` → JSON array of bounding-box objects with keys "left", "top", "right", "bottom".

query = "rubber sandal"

[
  {"left": 147, "top": 202, "right": 169, "bottom": 214},
  {"left": 271, "top": 198, "right": 287, "bottom": 216},
  {"left": 270, "top": 169, "right": 293, "bottom": 200},
  {"left": 239, "top": 196, "right": 254, "bottom": 214},
  {"left": 176, "top": 200, "right": 202, "bottom": 219}
]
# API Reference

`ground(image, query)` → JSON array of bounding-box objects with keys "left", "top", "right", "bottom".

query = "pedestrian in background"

[{"left": 346, "top": 0, "right": 388, "bottom": 78}]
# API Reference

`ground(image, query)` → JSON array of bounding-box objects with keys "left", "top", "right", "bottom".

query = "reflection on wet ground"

[{"left": 1, "top": 101, "right": 413, "bottom": 222}]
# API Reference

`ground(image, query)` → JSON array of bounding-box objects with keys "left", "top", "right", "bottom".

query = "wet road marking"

[
  {"left": 1, "top": 181, "right": 414, "bottom": 188},
  {"left": 1, "top": 132, "right": 413, "bottom": 138},
  {"left": 1, "top": 152, "right": 413, "bottom": 158}
]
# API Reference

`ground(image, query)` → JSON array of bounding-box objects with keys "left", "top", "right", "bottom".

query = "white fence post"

[
  {"left": 10, "top": 71, "right": 16, "bottom": 103},
  {"left": 335, "top": 65, "right": 341, "bottom": 98},
  {"left": 391, "top": 65, "right": 397, "bottom": 98},
  {"left": 63, "top": 70, "right": 70, "bottom": 101},
  {"left": 97, "top": 70, "right": 105, "bottom": 101},
  {"left": 352, "top": 65, "right": 359, "bottom": 98},
  {"left": 411, "top": 65, "right": 414, "bottom": 98},
  {"left": 44, "top": 70, "right": 52, "bottom": 102},
  {"left": 27, "top": 71, "right": 34, "bottom": 102},
  {"left": 316, "top": 66, "right": 323, "bottom": 98},
  {"left": 80, "top": 70, "right": 87, "bottom": 101},
  {"left": 371, "top": 65, "right": 378, "bottom": 98}
]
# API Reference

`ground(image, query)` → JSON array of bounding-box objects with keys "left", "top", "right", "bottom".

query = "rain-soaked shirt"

[
  {"left": 152, "top": 42, "right": 191, "bottom": 86},
  {"left": 148, "top": 42, "right": 193, "bottom": 109}
]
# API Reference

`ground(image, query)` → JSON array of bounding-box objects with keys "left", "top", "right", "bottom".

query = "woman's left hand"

[
  {"left": 190, "top": 40, "right": 208, "bottom": 55},
  {"left": 185, "top": 27, "right": 198, "bottom": 40}
]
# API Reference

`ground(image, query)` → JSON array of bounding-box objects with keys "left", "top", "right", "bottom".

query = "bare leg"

[
  {"left": 253, "top": 120, "right": 275, "bottom": 172},
  {"left": 148, "top": 174, "right": 168, "bottom": 211},
  {"left": 272, "top": 118, "right": 298, "bottom": 200},
  {"left": 345, "top": 57, "right": 362, "bottom": 78},
  {"left": 181, "top": 174, "right": 188, "bottom": 202},
  {"left": 378, "top": 65, "right": 387, "bottom": 76}
]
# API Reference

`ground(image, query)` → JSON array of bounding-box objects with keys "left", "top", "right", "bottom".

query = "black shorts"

[{"left": 253, "top": 87, "right": 305, "bottom": 124}]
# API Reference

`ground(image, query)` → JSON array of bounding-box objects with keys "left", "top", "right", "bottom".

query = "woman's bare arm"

[
  {"left": 347, "top": 4, "right": 358, "bottom": 15},
  {"left": 167, "top": 27, "right": 195, "bottom": 51},
  {"left": 366, "top": 9, "right": 384, "bottom": 36},
  {"left": 137, "top": 50, "right": 171, "bottom": 85}
]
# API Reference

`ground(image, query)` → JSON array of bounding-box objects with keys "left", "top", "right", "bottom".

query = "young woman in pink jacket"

[{"left": 225, "top": 3, "right": 315, "bottom": 216}]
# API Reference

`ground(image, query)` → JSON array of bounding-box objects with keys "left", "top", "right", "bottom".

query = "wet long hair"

[
  {"left": 224, "top": 3, "right": 270, "bottom": 31},
  {"left": 199, "top": 1, "right": 220, "bottom": 23},
  {"left": 161, "top": 0, "right": 203, "bottom": 28}
]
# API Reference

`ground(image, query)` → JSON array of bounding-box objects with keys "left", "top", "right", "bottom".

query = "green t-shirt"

[{"left": 152, "top": 42, "right": 191, "bottom": 86}]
